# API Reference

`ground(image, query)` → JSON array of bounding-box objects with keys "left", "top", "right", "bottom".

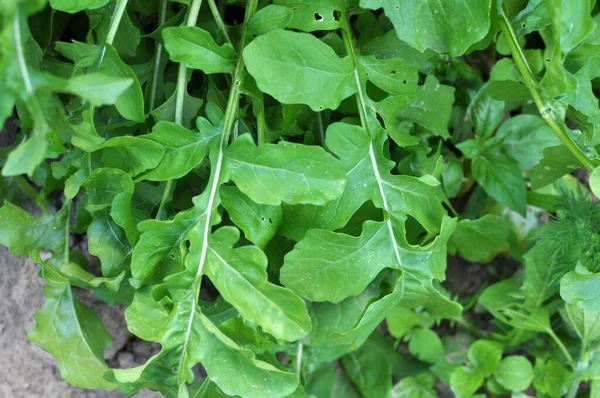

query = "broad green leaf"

[
  {"left": 386, "top": 307, "right": 421, "bottom": 339},
  {"left": 248, "top": 5, "right": 294, "bottom": 36},
  {"left": 243, "top": 29, "right": 356, "bottom": 111},
  {"left": 561, "top": 271, "right": 600, "bottom": 311},
  {"left": 137, "top": 121, "right": 218, "bottom": 181},
  {"left": 563, "top": 303, "right": 600, "bottom": 345},
  {"left": 29, "top": 285, "right": 115, "bottom": 390},
  {"left": 391, "top": 373, "right": 437, "bottom": 398},
  {"left": 522, "top": 243, "right": 573, "bottom": 307},
  {"left": 408, "top": 328, "right": 444, "bottom": 364},
  {"left": 360, "top": 0, "right": 493, "bottom": 56},
  {"left": 358, "top": 54, "right": 418, "bottom": 96},
  {"left": 450, "top": 214, "right": 508, "bottom": 262},
  {"left": 467, "top": 340, "right": 503, "bottom": 377},
  {"left": 537, "top": 359, "right": 573, "bottom": 398},
  {"left": 65, "top": 74, "right": 132, "bottom": 106},
  {"left": 0, "top": 201, "right": 66, "bottom": 257},
  {"left": 472, "top": 153, "right": 526, "bottom": 216},
  {"left": 304, "top": 362, "right": 360, "bottom": 398},
  {"left": 100, "top": 137, "right": 165, "bottom": 178},
  {"left": 450, "top": 367, "right": 485, "bottom": 398},
  {"left": 204, "top": 227, "right": 311, "bottom": 341},
  {"left": 224, "top": 134, "right": 346, "bottom": 206},
  {"left": 273, "top": 0, "right": 346, "bottom": 32},
  {"left": 163, "top": 26, "right": 236, "bottom": 75},
  {"left": 83, "top": 168, "right": 135, "bottom": 213},
  {"left": 531, "top": 145, "right": 582, "bottom": 189},
  {"left": 494, "top": 356, "right": 534, "bottom": 392},
  {"left": 374, "top": 76, "right": 454, "bottom": 141},
  {"left": 99, "top": 45, "right": 145, "bottom": 122},
  {"left": 340, "top": 334, "right": 394, "bottom": 398},
  {"left": 494, "top": 115, "right": 561, "bottom": 170},
  {"left": 220, "top": 186, "right": 282, "bottom": 248},
  {"left": 87, "top": 210, "right": 130, "bottom": 277},
  {"left": 468, "top": 91, "right": 504, "bottom": 139},
  {"left": 49, "top": 0, "right": 110, "bottom": 13}
]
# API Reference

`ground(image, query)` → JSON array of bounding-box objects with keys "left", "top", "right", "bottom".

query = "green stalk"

[
  {"left": 158, "top": 0, "right": 204, "bottom": 218},
  {"left": 548, "top": 329, "right": 573, "bottom": 363},
  {"left": 15, "top": 176, "right": 49, "bottom": 215},
  {"left": 207, "top": 0, "right": 233, "bottom": 47},
  {"left": 63, "top": 200, "right": 72, "bottom": 263},
  {"left": 296, "top": 342, "right": 303, "bottom": 379},
  {"left": 566, "top": 343, "right": 589, "bottom": 398},
  {"left": 105, "top": 0, "right": 129, "bottom": 46},
  {"left": 497, "top": 7, "right": 596, "bottom": 171},
  {"left": 148, "top": 0, "right": 168, "bottom": 111}
]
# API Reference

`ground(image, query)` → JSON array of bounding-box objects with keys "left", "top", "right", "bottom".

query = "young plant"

[{"left": 2, "top": 0, "right": 600, "bottom": 397}]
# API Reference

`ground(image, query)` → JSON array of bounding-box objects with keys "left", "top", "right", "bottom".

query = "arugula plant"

[{"left": 3, "top": 0, "right": 600, "bottom": 397}]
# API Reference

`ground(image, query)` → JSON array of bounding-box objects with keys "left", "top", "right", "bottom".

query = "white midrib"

[
  {"left": 352, "top": 58, "right": 404, "bottom": 269},
  {"left": 14, "top": 10, "right": 33, "bottom": 94},
  {"left": 177, "top": 144, "right": 224, "bottom": 379}
]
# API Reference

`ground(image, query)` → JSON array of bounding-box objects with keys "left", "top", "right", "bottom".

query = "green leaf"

[
  {"left": 248, "top": 5, "right": 294, "bottom": 36},
  {"left": 591, "top": 166, "right": 600, "bottom": 198},
  {"left": 360, "top": 0, "right": 493, "bottom": 56},
  {"left": 537, "top": 359, "right": 573, "bottom": 398},
  {"left": 163, "top": 26, "right": 236, "bottom": 75},
  {"left": 494, "top": 356, "right": 534, "bottom": 392},
  {"left": 273, "top": 0, "right": 346, "bottom": 32},
  {"left": 243, "top": 29, "right": 356, "bottom": 111},
  {"left": 450, "top": 367, "right": 485, "bottom": 398},
  {"left": 563, "top": 303, "right": 600, "bottom": 345},
  {"left": 87, "top": 210, "right": 130, "bottom": 277},
  {"left": 494, "top": 115, "right": 561, "bottom": 170},
  {"left": 224, "top": 134, "right": 346, "bottom": 205},
  {"left": 49, "top": 0, "right": 110, "bottom": 14},
  {"left": 522, "top": 243, "right": 573, "bottom": 307},
  {"left": 0, "top": 201, "right": 66, "bottom": 257},
  {"left": 65, "top": 74, "right": 133, "bottom": 106},
  {"left": 467, "top": 340, "right": 503, "bottom": 377},
  {"left": 220, "top": 186, "right": 282, "bottom": 249},
  {"left": 28, "top": 285, "right": 115, "bottom": 390},
  {"left": 83, "top": 168, "right": 135, "bottom": 213},
  {"left": 468, "top": 91, "right": 505, "bottom": 139},
  {"left": 137, "top": 121, "right": 217, "bottom": 181},
  {"left": 408, "top": 328, "right": 444, "bottom": 364},
  {"left": 99, "top": 44, "right": 145, "bottom": 122},
  {"left": 472, "top": 153, "right": 526, "bottom": 216},
  {"left": 100, "top": 137, "right": 165, "bottom": 178},
  {"left": 204, "top": 227, "right": 312, "bottom": 341},
  {"left": 450, "top": 214, "right": 508, "bottom": 262},
  {"left": 531, "top": 145, "right": 582, "bottom": 189},
  {"left": 561, "top": 271, "right": 600, "bottom": 311}
]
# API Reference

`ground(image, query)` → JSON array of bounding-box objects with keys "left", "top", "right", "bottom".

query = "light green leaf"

[
  {"left": 204, "top": 227, "right": 311, "bottom": 341},
  {"left": 49, "top": 0, "right": 110, "bottom": 13},
  {"left": 83, "top": 168, "right": 135, "bottom": 213},
  {"left": 591, "top": 166, "right": 600, "bottom": 198},
  {"left": 248, "top": 5, "right": 294, "bottom": 36},
  {"left": 450, "top": 214, "right": 508, "bottom": 262},
  {"left": 163, "top": 26, "right": 236, "bottom": 75},
  {"left": 563, "top": 303, "right": 600, "bottom": 345},
  {"left": 531, "top": 145, "right": 582, "bottom": 189},
  {"left": 0, "top": 201, "right": 66, "bottom": 257},
  {"left": 468, "top": 91, "right": 504, "bottom": 139},
  {"left": 360, "top": 0, "right": 493, "bottom": 56},
  {"left": 220, "top": 186, "right": 282, "bottom": 249},
  {"left": 62, "top": 74, "right": 132, "bottom": 106},
  {"left": 99, "top": 45, "right": 145, "bottom": 122},
  {"left": 100, "top": 137, "right": 165, "bottom": 177},
  {"left": 450, "top": 367, "right": 485, "bottom": 398},
  {"left": 87, "top": 210, "right": 130, "bottom": 277},
  {"left": 224, "top": 134, "right": 346, "bottom": 205},
  {"left": 273, "top": 0, "right": 346, "bottom": 32},
  {"left": 29, "top": 285, "right": 115, "bottom": 390},
  {"left": 137, "top": 121, "right": 218, "bottom": 181},
  {"left": 408, "top": 328, "right": 444, "bottom": 364},
  {"left": 561, "top": 271, "right": 600, "bottom": 311},
  {"left": 494, "top": 356, "right": 534, "bottom": 392},
  {"left": 243, "top": 29, "right": 356, "bottom": 111},
  {"left": 467, "top": 340, "right": 503, "bottom": 377}
]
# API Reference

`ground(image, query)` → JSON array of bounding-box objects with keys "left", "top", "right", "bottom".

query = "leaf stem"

[
  {"left": 64, "top": 200, "right": 71, "bottom": 263},
  {"left": 175, "top": 0, "right": 205, "bottom": 124},
  {"left": 296, "top": 341, "right": 303, "bottom": 379},
  {"left": 548, "top": 329, "right": 573, "bottom": 363},
  {"left": 156, "top": 180, "right": 175, "bottom": 220},
  {"left": 566, "top": 343, "right": 588, "bottom": 398},
  {"left": 148, "top": 0, "right": 168, "bottom": 111},
  {"left": 105, "top": 0, "right": 129, "bottom": 46},
  {"left": 207, "top": 0, "right": 233, "bottom": 47},
  {"left": 15, "top": 176, "right": 49, "bottom": 215},
  {"left": 497, "top": 7, "right": 596, "bottom": 171}
]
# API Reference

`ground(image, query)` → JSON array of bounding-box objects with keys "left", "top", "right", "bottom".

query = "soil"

[{"left": 0, "top": 246, "right": 162, "bottom": 398}]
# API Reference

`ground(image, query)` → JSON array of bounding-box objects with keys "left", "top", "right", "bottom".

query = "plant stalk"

[
  {"left": 148, "top": 0, "right": 168, "bottom": 111},
  {"left": 106, "top": 0, "right": 129, "bottom": 46},
  {"left": 497, "top": 7, "right": 596, "bottom": 171}
]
